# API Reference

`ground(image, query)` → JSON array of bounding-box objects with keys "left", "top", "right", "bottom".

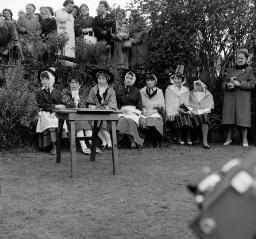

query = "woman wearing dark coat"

[
  {"left": 116, "top": 70, "right": 144, "bottom": 149},
  {"left": 36, "top": 68, "right": 66, "bottom": 154},
  {"left": 74, "top": 4, "right": 95, "bottom": 38},
  {"left": 41, "top": 7, "right": 56, "bottom": 39},
  {"left": 222, "top": 48, "right": 256, "bottom": 147},
  {"left": 94, "top": 1, "right": 115, "bottom": 46}
]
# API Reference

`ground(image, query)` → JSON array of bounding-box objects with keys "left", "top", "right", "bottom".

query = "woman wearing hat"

[
  {"left": 61, "top": 76, "right": 93, "bottom": 155},
  {"left": 87, "top": 69, "right": 117, "bottom": 150},
  {"left": 139, "top": 73, "right": 165, "bottom": 147},
  {"left": 189, "top": 74, "right": 214, "bottom": 149},
  {"left": 36, "top": 68, "right": 66, "bottom": 155},
  {"left": 165, "top": 66, "right": 193, "bottom": 145},
  {"left": 116, "top": 70, "right": 144, "bottom": 149},
  {"left": 222, "top": 49, "right": 256, "bottom": 147}
]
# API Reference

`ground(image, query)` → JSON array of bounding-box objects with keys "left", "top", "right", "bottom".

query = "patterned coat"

[
  {"left": 61, "top": 87, "right": 88, "bottom": 108},
  {"left": 17, "top": 14, "right": 42, "bottom": 35},
  {"left": 222, "top": 66, "right": 256, "bottom": 127},
  {"left": 87, "top": 85, "right": 117, "bottom": 109}
]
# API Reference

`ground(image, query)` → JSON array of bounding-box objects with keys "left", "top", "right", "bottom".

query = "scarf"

[
  {"left": 146, "top": 87, "right": 157, "bottom": 99},
  {"left": 235, "top": 64, "right": 248, "bottom": 69},
  {"left": 96, "top": 86, "right": 108, "bottom": 104}
]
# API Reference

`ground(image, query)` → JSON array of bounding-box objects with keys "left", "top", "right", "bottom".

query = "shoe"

[
  {"left": 223, "top": 140, "right": 232, "bottom": 146},
  {"left": 96, "top": 148, "right": 103, "bottom": 154},
  {"left": 187, "top": 141, "right": 193, "bottom": 146},
  {"left": 100, "top": 144, "right": 107, "bottom": 150},
  {"left": 107, "top": 145, "right": 112, "bottom": 150},
  {"left": 49, "top": 146, "right": 56, "bottom": 155},
  {"left": 242, "top": 142, "right": 249, "bottom": 147},
  {"left": 130, "top": 143, "right": 136, "bottom": 149},
  {"left": 136, "top": 144, "right": 143, "bottom": 150},
  {"left": 81, "top": 148, "right": 91, "bottom": 155},
  {"left": 203, "top": 145, "right": 210, "bottom": 149},
  {"left": 177, "top": 140, "right": 185, "bottom": 145}
]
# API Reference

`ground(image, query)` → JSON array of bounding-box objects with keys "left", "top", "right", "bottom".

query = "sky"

[{"left": 2, "top": 0, "right": 131, "bottom": 19}]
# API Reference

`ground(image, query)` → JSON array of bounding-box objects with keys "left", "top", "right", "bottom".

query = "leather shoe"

[
  {"left": 223, "top": 140, "right": 232, "bottom": 146},
  {"left": 203, "top": 145, "right": 210, "bottom": 149}
]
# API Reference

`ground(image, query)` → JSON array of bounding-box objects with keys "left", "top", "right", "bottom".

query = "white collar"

[{"left": 169, "top": 84, "right": 188, "bottom": 95}]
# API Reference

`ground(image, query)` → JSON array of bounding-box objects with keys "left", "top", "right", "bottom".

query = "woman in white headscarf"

[
  {"left": 35, "top": 68, "right": 66, "bottom": 154},
  {"left": 189, "top": 73, "right": 214, "bottom": 149},
  {"left": 116, "top": 70, "right": 144, "bottom": 149}
]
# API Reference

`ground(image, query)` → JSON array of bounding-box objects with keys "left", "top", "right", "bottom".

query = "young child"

[{"left": 165, "top": 65, "right": 193, "bottom": 145}]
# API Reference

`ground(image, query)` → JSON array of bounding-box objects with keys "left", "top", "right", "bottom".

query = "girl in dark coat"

[
  {"left": 222, "top": 48, "right": 256, "bottom": 147},
  {"left": 36, "top": 68, "right": 66, "bottom": 154},
  {"left": 116, "top": 70, "right": 144, "bottom": 149}
]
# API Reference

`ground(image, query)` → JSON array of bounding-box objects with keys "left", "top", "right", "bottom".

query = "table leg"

[
  {"left": 90, "top": 120, "right": 98, "bottom": 162},
  {"left": 70, "top": 120, "right": 78, "bottom": 178},
  {"left": 111, "top": 120, "right": 118, "bottom": 175},
  {"left": 56, "top": 119, "right": 64, "bottom": 163}
]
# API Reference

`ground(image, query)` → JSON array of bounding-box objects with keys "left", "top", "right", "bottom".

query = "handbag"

[
  {"left": 122, "top": 40, "right": 132, "bottom": 49},
  {"left": 83, "top": 32, "right": 97, "bottom": 44}
]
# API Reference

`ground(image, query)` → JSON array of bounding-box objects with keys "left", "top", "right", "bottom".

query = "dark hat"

[
  {"left": 38, "top": 67, "right": 58, "bottom": 82},
  {"left": 67, "top": 76, "right": 83, "bottom": 85},
  {"left": 169, "top": 65, "right": 185, "bottom": 80},
  {"left": 199, "top": 71, "right": 210, "bottom": 83},
  {"left": 93, "top": 68, "right": 114, "bottom": 84}
]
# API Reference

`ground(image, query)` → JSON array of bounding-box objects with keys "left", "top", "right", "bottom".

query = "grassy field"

[{"left": 0, "top": 145, "right": 254, "bottom": 239}]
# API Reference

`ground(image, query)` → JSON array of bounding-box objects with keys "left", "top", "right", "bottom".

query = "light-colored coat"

[
  {"left": 222, "top": 66, "right": 256, "bottom": 127},
  {"left": 17, "top": 14, "right": 41, "bottom": 35},
  {"left": 190, "top": 89, "right": 214, "bottom": 112},
  {"left": 165, "top": 85, "right": 190, "bottom": 117},
  {"left": 140, "top": 86, "right": 165, "bottom": 111},
  {"left": 56, "top": 9, "right": 75, "bottom": 58}
]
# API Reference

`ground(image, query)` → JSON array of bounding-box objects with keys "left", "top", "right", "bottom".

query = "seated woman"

[
  {"left": 116, "top": 70, "right": 144, "bottom": 149},
  {"left": 139, "top": 73, "right": 165, "bottom": 147},
  {"left": 87, "top": 69, "right": 117, "bottom": 150},
  {"left": 189, "top": 72, "right": 214, "bottom": 149},
  {"left": 35, "top": 68, "right": 66, "bottom": 155},
  {"left": 61, "top": 77, "right": 93, "bottom": 155},
  {"left": 165, "top": 66, "right": 193, "bottom": 145}
]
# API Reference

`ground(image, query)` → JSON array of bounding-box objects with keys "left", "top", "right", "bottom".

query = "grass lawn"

[{"left": 0, "top": 144, "right": 254, "bottom": 239}]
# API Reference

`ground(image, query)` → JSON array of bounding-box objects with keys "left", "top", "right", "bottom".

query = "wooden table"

[{"left": 54, "top": 108, "right": 119, "bottom": 177}]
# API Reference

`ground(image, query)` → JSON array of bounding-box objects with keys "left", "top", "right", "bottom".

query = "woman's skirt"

[
  {"left": 36, "top": 111, "right": 67, "bottom": 149},
  {"left": 117, "top": 117, "right": 144, "bottom": 145},
  {"left": 38, "top": 128, "right": 57, "bottom": 149},
  {"left": 76, "top": 121, "right": 92, "bottom": 132},
  {"left": 139, "top": 116, "right": 164, "bottom": 136},
  {"left": 192, "top": 113, "right": 210, "bottom": 127},
  {"left": 172, "top": 112, "right": 193, "bottom": 130}
]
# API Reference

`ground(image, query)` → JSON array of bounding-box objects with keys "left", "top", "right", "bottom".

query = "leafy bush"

[{"left": 0, "top": 65, "right": 38, "bottom": 149}]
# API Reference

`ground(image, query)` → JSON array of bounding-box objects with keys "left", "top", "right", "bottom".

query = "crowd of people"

[
  {"left": 0, "top": 0, "right": 147, "bottom": 67},
  {"left": 0, "top": 1, "right": 255, "bottom": 154},
  {"left": 35, "top": 48, "right": 256, "bottom": 155}
]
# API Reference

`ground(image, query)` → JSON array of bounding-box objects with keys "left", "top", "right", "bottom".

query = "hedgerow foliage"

[{"left": 0, "top": 65, "right": 38, "bottom": 149}]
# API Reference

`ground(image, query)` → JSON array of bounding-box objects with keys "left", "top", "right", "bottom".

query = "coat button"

[{"left": 199, "top": 217, "right": 217, "bottom": 235}]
